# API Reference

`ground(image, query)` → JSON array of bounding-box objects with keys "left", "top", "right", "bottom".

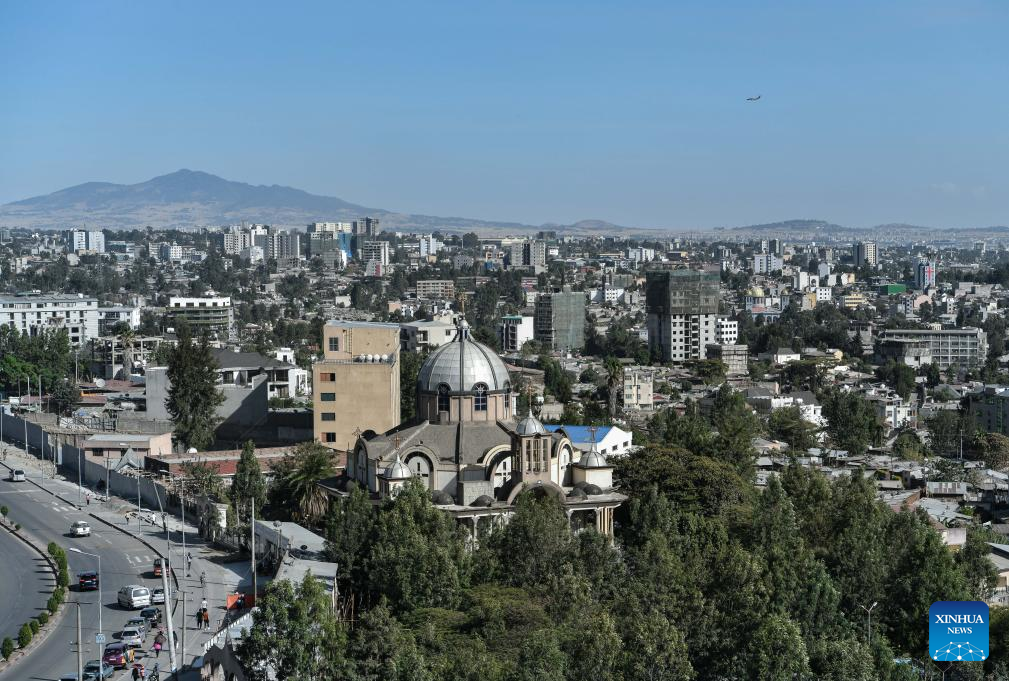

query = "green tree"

[
  {"left": 400, "top": 350, "right": 428, "bottom": 422},
  {"left": 893, "top": 430, "right": 925, "bottom": 460},
  {"left": 972, "top": 431, "right": 1009, "bottom": 469},
  {"left": 742, "top": 615, "right": 811, "bottom": 681},
  {"left": 509, "top": 630, "right": 566, "bottom": 681},
  {"left": 237, "top": 574, "right": 346, "bottom": 681},
  {"left": 166, "top": 320, "right": 224, "bottom": 449},
  {"left": 956, "top": 529, "right": 997, "bottom": 601},
  {"left": 821, "top": 389, "right": 884, "bottom": 455},
  {"left": 181, "top": 460, "right": 225, "bottom": 499},
  {"left": 603, "top": 356, "right": 623, "bottom": 420},
  {"left": 483, "top": 490, "right": 575, "bottom": 589},
  {"left": 622, "top": 612, "right": 695, "bottom": 681},
  {"left": 708, "top": 384, "right": 761, "bottom": 473},
  {"left": 231, "top": 440, "right": 267, "bottom": 526},
  {"left": 268, "top": 442, "right": 337, "bottom": 525},
  {"left": 367, "top": 479, "right": 469, "bottom": 612},
  {"left": 324, "top": 483, "right": 376, "bottom": 592},
  {"left": 767, "top": 406, "right": 817, "bottom": 451}
]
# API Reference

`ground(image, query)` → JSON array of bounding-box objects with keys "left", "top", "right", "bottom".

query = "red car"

[{"left": 102, "top": 642, "right": 135, "bottom": 669}]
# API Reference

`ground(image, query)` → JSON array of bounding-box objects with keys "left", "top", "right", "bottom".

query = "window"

[
  {"left": 321, "top": 413, "right": 336, "bottom": 421},
  {"left": 328, "top": 336, "right": 340, "bottom": 352},
  {"left": 319, "top": 372, "right": 336, "bottom": 382},
  {"left": 474, "top": 383, "right": 488, "bottom": 411},
  {"left": 438, "top": 384, "right": 450, "bottom": 413},
  {"left": 324, "top": 432, "right": 337, "bottom": 443},
  {"left": 321, "top": 393, "right": 336, "bottom": 402}
]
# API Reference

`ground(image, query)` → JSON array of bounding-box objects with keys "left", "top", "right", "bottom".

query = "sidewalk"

[{"left": 1, "top": 442, "right": 256, "bottom": 677}]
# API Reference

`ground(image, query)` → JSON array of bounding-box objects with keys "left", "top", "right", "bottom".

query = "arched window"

[
  {"left": 405, "top": 453, "right": 432, "bottom": 488},
  {"left": 437, "top": 384, "right": 451, "bottom": 413},
  {"left": 492, "top": 456, "right": 511, "bottom": 490},
  {"left": 474, "top": 383, "right": 488, "bottom": 411}
]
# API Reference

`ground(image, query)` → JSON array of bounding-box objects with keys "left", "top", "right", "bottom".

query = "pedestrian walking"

[
  {"left": 195, "top": 608, "right": 203, "bottom": 631},
  {"left": 86, "top": 493, "right": 90, "bottom": 506},
  {"left": 203, "top": 609, "right": 210, "bottom": 630},
  {"left": 201, "top": 598, "right": 208, "bottom": 611},
  {"left": 154, "top": 631, "right": 165, "bottom": 657}
]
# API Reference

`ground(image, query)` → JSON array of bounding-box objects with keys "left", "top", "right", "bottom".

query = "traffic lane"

[
  {"left": 0, "top": 483, "right": 165, "bottom": 680},
  {"left": 0, "top": 526, "right": 53, "bottom": 643}
]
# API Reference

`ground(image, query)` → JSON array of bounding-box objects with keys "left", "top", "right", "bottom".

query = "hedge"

[
  {"left": 27, "top": 619, "right": 38, "bottom": 635},
  {"left": 17, "top": 623, "right": 31, "bottom": 648}
]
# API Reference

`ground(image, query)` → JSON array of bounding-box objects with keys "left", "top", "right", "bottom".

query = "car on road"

[
  {"left": 102, "top": 642, "right": 135, "bottom": 669},
  {"left": 117, "top": 585, "right": 151, "bottom": 609},
  {"left": 139, "top": 606, "right": 162, "bottom": 628},
  {"left": 78, "top": 571, "right": 99, "bottom": 591},
  {"left": 152, "top": 557, "right": 173, "bottom": 577},
  {"left": 151, "top": 587, "right": 165, "bottom": 604},
  {"left": 8, "top": 468, "right": 25, "bottom": 482},
  {"left": 83, "top": 659, "right": 116, "bottom": 680},
  {"left": 125, "top": 616, "right": 148, "bottom": 639},
  {"left": 70, "top": 520, "right": 91, "bottom": 537},
  {"left": 119, "top": 625, "right": 143, "bottom": 648}
]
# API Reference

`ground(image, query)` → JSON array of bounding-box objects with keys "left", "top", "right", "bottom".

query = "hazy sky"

[{"left": 2, "top": 1, "right": 1008, "bottom": 229}]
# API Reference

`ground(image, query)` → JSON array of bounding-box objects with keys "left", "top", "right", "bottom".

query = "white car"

[
  {"left": 70, "top": 521, "right": 91, "bottom": 537},
  {"left": 151, "top": 588, "right": 165, "bottom": 604},
  {"left": 119, "top": 626, "right": 143, "bottom": 648},
  {"left": 8, "top": 469, "right": 25, "bottom": 482}
]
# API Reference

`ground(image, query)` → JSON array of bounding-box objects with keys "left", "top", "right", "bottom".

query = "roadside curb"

[{"left": 0, "top": 522, "right": 69, "bottom": 677}]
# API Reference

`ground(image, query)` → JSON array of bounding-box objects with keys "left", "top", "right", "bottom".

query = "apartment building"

[
  {"left": 645, "top": 268, "right": 720, "bottom": 362},
  {"left": 168, "top": 296, "right": 234, "bottom": 338},
  {"left": 0, "top": 293, "right": 99, "bottom": 347},
  {"left": 877, "top": 327, "right": 988, "bottom": 369}
]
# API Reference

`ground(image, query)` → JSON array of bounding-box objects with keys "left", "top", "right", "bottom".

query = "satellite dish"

[{"left": 94, "top": 378, "right": 106, "bottom": 388}]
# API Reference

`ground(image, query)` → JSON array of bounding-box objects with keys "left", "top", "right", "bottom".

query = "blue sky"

[{"left": 1, "top": 1, "right": 1007, "bottom": 229}]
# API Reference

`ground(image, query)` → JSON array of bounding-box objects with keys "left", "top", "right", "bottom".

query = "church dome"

[
  {"left": 417, "top": 319, "right": 511, "bottom": 393},
  {"left": 579, "top": 449, "right": 609, "bottom": 468},
  {"left": 384, "top": 454, "right": 412, "bottom": 480},
  {"left": 516, "top": 414, "right": 547, "bottom": 436}
]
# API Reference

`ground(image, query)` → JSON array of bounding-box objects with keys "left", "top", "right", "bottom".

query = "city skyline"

[{"left": 2, "top": 1, "right": 1008, "bottom": 229}]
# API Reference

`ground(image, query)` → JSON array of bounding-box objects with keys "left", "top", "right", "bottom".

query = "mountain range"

[{"left": 0, "top": 169, "right": 632, "bottom": 235}]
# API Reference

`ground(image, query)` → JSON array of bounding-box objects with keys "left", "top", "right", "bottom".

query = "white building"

[
  {"left": 499, "top": 315, "right": 535, "bottom": 353},
  {"left": 623, "top": 370, "right": 654, "bottom": 411},
  {"left": 854, "top": 241, "right": 877, "bottom": 267},
  {"left": 715, "top": 318, "right": 738, "bottom": 345},
  {"left": 0, "top": 293, "right": 99, "bottom": 347},
  {"left": 419, "top": 235, "right": 441, "bottom": 257},
  {"left": 69, "top": 229, "right": 105, "bottom": 254},
  {"left": 752, "top": 253, "right": 784, "bottom": 274},
  {"left": 401, "top": 317, "right": 458, "bottom": 352},
  {"left": 362, "top": 241, "right": 391, "bottom": 266},
  {"left": 97, "top": 306, "right": 142, "bottom": 335},
  {"left": 627, "top": 247, "right": 656, "bottom": 263},
  {"left": 545, "top": 425, "right": 635, "bottom": 459},
  {"left": 814, "top": 287, "right": 833, "bottom": 303}
]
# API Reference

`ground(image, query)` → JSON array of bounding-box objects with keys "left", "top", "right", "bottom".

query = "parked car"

[
  {"left": 139, "top": 606, "right": 162, "bottom": 628},
  {"left": 83, "top": 659, "right": 115, "bottom": 680},
  {"left": 151, "top": 587, "right": 165, "bottom": 604},
  {"left": 78, "top": 571, "right": 99, "bottom": 591},
  {"left": 117, "top": 585, "right": 151, "bottom": 609},
  {"left": 125, "top": 617, "right": 147, "bottom": 639},
  {"left": 8, "top": 469, "right": 25, "bottom": 482},
  {"left": 70, "top": 521, "right": 91, "bottom": 537},
  {"left": 119, "top": 626, "right": 143, "bottom": 648},
  {"left": 102, "top": 642, "right": 135, "bottom": 669}
]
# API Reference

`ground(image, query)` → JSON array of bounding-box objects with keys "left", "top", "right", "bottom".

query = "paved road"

[
  {"left": 0, "top": 472, "right": 166, "bottom": 681},
  {"left": 0, "top": 491, "right": 54, "bottom": 644}
]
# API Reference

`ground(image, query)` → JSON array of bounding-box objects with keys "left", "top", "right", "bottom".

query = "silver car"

[
  {"left": 119, "top": 626, "right": 142, "bottom": 648},
  {"left": 125, "top": 617, "right": 147, "bottom": 639},
  {"left": 151, "top": 587, "right": 165, "bottom": 604}
]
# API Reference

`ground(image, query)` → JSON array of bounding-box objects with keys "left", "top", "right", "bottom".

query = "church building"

[{"left": 330, "top": 318, "right": 625, "bottom": 538}]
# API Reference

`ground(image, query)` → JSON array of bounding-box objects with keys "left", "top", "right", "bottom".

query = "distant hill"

[{"left": 0, "top": 169, "right": 638, "bottom": 235}]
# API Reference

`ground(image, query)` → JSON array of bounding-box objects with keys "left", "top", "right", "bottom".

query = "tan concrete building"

[{"left": 313, "top": 321, "right": 401, "bottom": 452}]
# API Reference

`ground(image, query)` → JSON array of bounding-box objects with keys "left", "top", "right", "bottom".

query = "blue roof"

[{"left": 544, "top": 425, "right": 612, "bottom": 443}]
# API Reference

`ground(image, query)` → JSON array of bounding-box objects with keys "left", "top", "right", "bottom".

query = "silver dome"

[
  {"left": 417, "top": 321, "right": 511, "bottom": 393},
  {"left": 384, "top": 454, "right": 412, "bottom": 479},
  {"left": 578, "top": 449, "right": 609, "bottom": 468},
  {"left": 516, "top": 415, "right": 547, "bottom": 436}
]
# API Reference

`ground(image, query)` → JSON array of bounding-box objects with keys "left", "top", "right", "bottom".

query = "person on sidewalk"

[
  {"left": 154, "top": 631, "right": 165, "bottom": 657},
  {"left": 195, "top": 608, "right": 203, "bottom": 631},
  {"left": 203, "top": 609, "right": 210, "bottom": 630}
]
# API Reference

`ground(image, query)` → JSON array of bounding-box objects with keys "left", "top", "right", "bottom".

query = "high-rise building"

[
  {"left": 854, "top": 241, "right": 877, "bottom": 267},
  {"left": 309, "top": 232, "right": 353, "bottom": 268},
  {"left": 313, "top": 321, "right": 401, "bottom": 451},
  {"left": 353, "top": 217, "right": 381, "bottom": 237},
  {"left": 508, "top": 239, "right": 546, "bottom": 272},
  {"left": 499, "top": 314, "right": 535, "bottom": 353},
  {"left": 168, "top": 296, "right": 234, "bottom": 339},
  {"left": 752, "top": 253, "right": 783, "bottom": 274},
  {"left": 645, "top": 268, "right": 721, "bottom": 362},
  {"left": 67, "top": 229, "right": 105, "bottom": 254},
  {"left": 419, "top": 235, "right": 441, "bottom": 257},
  {"left": 0, "top": 293, "right": 99, "bottom": 347},
  {"left": 915, "top": 260, "right": 937, "bottom": 290},
  {"left": 362, "top": 240, "right": 390, "bottom": 266},
  {"left": 877, "top": 327, "right": 987, "bottom": 369},
  {"left": 268, "top": 230, "right": 301, "bottom": 263},
  {"left": 534, "top": 286, "right": 585, "bottom": 352},
  {"left": 415, "top": 280, "right": 455, "bottom": 300},
  {"left": 308, "top": 222, "right": 353, "bottom": 234}
]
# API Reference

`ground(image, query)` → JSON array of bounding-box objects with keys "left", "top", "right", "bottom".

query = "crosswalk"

[{"left": 125, "top": 553, "right": 156, "bottom": 566}]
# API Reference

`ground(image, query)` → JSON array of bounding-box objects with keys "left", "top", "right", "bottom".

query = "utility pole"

[
  {"left": 24, "top": 374, "right": 29, "bottom": 459},
  {"left": 251, "top": 497, "right": 257, "bottom": 600},
  {"left": 181, "top": 591, "right": 187, "bottom": 669},
  {"left": 67, "top": 601, "right": 83, "bottom": 681},
  {"left": 151, "top": 482, "right": 178, "bottom": 675}
]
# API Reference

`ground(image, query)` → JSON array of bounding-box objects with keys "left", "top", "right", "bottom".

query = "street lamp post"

[
  {"left": 69, "top": 547, "right": 102, "bottom": 657},
  {"left": 67, "top": 601, "right": 83, "bottom": 681},
  {"left": 860, "top": 601, "right": 878, "bottom": 646}
]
